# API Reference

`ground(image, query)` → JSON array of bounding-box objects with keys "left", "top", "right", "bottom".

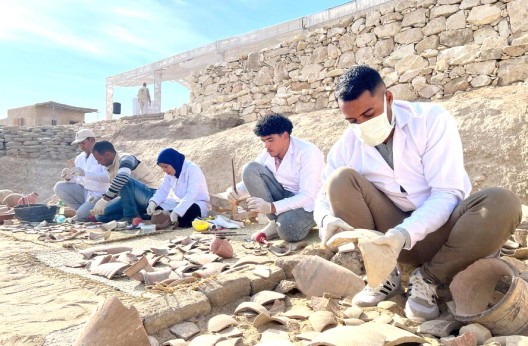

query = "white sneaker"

[
  {"left": 251, "top": 220, "right": 279, "bottom": 241},
  {"left": 404, "top": 268, "right": 440, "bottom": 322},
  {"left": 352, "top": 267, "right": 401, "bottom": 307}
]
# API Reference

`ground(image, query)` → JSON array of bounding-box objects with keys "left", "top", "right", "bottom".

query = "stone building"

[{"left": 3, "top": 101, "right": 96, "bottom": 126}]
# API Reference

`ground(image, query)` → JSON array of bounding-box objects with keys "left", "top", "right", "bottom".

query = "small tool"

[{"left": 231, "top": 158, "right": 237, "bottom": 194}]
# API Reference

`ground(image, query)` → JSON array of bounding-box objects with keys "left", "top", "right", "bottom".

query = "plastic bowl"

[{"left": 14, "top": 204, "right": 58, "bottom": 223}]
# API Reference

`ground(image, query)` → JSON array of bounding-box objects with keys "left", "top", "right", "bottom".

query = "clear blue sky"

[{"left": 0, "top": 0, "right": 349, "bottom": 123}]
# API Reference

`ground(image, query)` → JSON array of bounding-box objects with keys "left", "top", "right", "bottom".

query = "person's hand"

[
  {"left": 61, "top": 168, "right": 72, "bottom": 181},
  {"left": 71, "top": 167, "right": 85, "bottom": 176},
  {"left": 226, "top": 186, "right": 240, "bottom": 203},
  {"left": 146, "top": 201, "right": 157, "bottom": 215},
  {"left": 170, "top": 210, "right": 179, "bottom": 225},
  {"left": 92, "top": 198, "right": 108, "bottom": 215},
  {"left": 370, "top": 228, "right": 406, "bottom": 259},
  {"left": 321, "top": 215, "right": 355, "bottom": 246},
  {"left": 247, "top": 197, "right": 272, "bottom": 214}
]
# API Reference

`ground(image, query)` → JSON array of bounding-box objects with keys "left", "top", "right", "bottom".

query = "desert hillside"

[{"left": 1, "top": 83, "right": 527, "bottom": 204}]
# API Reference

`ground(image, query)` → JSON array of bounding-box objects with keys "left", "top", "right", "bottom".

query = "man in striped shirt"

[{"left": 91, "top": 141, "right": 160, "bottom": 223}]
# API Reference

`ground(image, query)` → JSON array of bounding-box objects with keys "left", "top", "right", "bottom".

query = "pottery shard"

[
  {"left": 251, "top": 290, "right": 286, "bottom": 306},
  {"left": 292, "top": 255, "right": 365, "bottom": 298},
  {"left": 309, "top": 311, "right": 337, "bottom": 332},
  {"left": 73, "top": 296, "right": 150, "bottom": 346},
  {"left": 358, "top": 238, "right": 397, "bottom": 287},
  {"left": 207, "top": 314, "right": 237, "bottom": 333},
  {"left": 308, "top": 326, "right": 385, "bottom": 346},
  {"left": 326, "top": 229, "right": 383, "bottom": 250},
  {"left": 80, "top": 246, "right": 133, "bottom": 259},
  {"left": 234, "top": 301, "right": 269, "bottom": 316},
  {"left": 170, "top": 321, "right": 200, "bottom": 340}
]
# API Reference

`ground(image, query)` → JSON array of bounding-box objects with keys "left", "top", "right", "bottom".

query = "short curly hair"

[
  {"left": 335, "top": 65, "right": 385, "bottom": 102},
  {"left": 254, "top": 113, "right": 293, "bottom": 137}
]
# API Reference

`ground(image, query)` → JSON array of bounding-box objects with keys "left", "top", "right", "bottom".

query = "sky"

[{"left": 0, "top": 0, "right": 349, "bottom": 123}]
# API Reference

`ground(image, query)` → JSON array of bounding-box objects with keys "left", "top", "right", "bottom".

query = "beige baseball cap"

[{"left": 72, "top": 129, "right": 95, "bottom": 144}]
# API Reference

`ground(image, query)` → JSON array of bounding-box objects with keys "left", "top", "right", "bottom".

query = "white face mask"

[{"left": 351, "top": 95, "right": 394, "bottom": 146}]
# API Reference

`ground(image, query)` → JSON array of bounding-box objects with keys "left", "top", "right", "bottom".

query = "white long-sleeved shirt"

[
  {"left": 237, "top": 136, "right": 325, "bottom": 215},
  {"left": 314, "top": 100, "right": 472, "bottom": 248},
  {"left": 72, "top": 152, "right": 110, "bottom": 200},
  {"left": 149, "top": 160, "right": 210, "bottom": 217}
]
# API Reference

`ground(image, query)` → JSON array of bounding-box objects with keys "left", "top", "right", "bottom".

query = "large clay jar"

[
  {"left": 2, "top": 193, "right": 23, "bottom": 207},
  {"left": 17, "top": 192, "right": 39, "bottom": 206},
  {"left": 210, "top": 237, "right": 234, "bottom": 259}
]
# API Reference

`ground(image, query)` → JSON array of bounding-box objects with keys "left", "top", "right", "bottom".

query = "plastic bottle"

[{"left": 55, "top": 200, "right": 66, "bottom": 223}]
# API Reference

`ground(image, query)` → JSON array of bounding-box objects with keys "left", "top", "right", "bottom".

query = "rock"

[
  {"left": 459, "top": 324, "right": 491, "bottom": 344},
  {"left": 73, "top": 297, "right": 150, "bottom": 346},
  {"left": 418, "top": 319, "right": 464, "bottom": 337},
  {"left": 169, "top": 322, "right": 199, "bottom": 341},
  {"left": 440, "top": 332, "right": 477, "bottom": 346}
]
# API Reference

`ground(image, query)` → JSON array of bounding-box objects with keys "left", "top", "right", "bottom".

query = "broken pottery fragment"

[
  {"left": 216, "top": 337, "right": 241, "bottom": 346},
  {"left": 269, "top": 299, "right": 286, "bottom": 315},
  {"left": 186, "top": 253, "right": 221, "bottom": 266},
  {"left": 283, "top": 305, "right": 311, "bottom": 320},
  {"left": 207, "top": 314, "right": 237, "bottom": 333},
  {"left": 91, "top": 262, "right": 130, "bottom": 279},
  {"left": 73, "top": 296, "right": 150, "bottom": 346},
  {"left": 124, "top": 255, "right": 154, "bottom": 281},
  {"left": 326, "top": 229, "right": 383, "bottom": 251},
  {"left": 275, "top": 280, "right": 297, "bottom": 294},
  {"left": 308, "top": 326, "right": 385, "bottom": 346},
  {"left": 251, "top": 290, "right": 285, "bottom": 306},
  {"left": 292, "top": 255, "right": 364, "bottom": 298},
  {"left": 192, "top": 262, "right": 229, "bottom": 278},
  {"left": 150, "top": 247, "right": 170, "bottom": 256},
  {"left": 169, "top": 260, "right": 190, "bottom": 270},
  {"left": 253, "top": 311, "right": 290, "bottom": 328},
  {"left": 259, "top": 328, "right": 290, "bottom": 342},
  {"left": 80, "top": 246, "right": 133, "bottom": 259},
  {"left": 188, "top": 334, "right": 225, "bottom": 346},
  {"left": 309, "top": 311, "right": 337, "bottom": 332},
  {"left": 117, "top": 252, "right": 138, "bottom": 264},
  {"left": 101, "top": 220, "right": 118, "bottom": 231},
  {"left": 358, "top": 238, "right": 397, "bottom": 287},
  {"left": 233, "top": 255, "right": 274, "bottom": 267},
  {"left": 175, "top": 264, "right": 201, "bottom": 278},
  {"left": 142, "top": 267, "right": 172, "bottom": 285},
  {"left": 295, "top": 331, "right": 321, "bottom": 341},
  {"left": 210, "top": 237, "right": 234, "bottom": 258},
  {"left": 450, "top": 258, "right": 528, "bottom": 336},
  {"left": 234, "top": 301, "right": 269, "bottom": 316},
  {"left": 170, "top": 321, "right": 200, "bottom": 341},
  {"left": 253, "top": 265, "right": 271, "bottom": 278},
  {"left": 359, "top": 322, "right": 427, "bottom": 344},
  {"left": 417, "top": 319, "right": 464, "bottom": 338},
  {"left": 217, "top": 326, "right": 242, "bottom": 338}
]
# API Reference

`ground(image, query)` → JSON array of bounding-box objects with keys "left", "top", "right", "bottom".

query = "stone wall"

[
  {"left": 0, "top": 113, "right": 165, "bottom": 159},
  {"left": 166, "top": 0, "right": 528, "bottom": 122}
]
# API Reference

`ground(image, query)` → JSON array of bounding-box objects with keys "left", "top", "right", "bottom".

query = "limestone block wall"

[
  {"left": 0, "top": 126, "right": 77, "bottom": 159},
  {"left": 166, "top": 0, "right": 528, "bottom": 122},
  {"left": 0, "top": 113, "right": 165, "bottom": 159}
]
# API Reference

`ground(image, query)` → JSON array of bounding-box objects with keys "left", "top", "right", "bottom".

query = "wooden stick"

[{"left": 231, "top": 158, "right": 237, "bottom": 194}]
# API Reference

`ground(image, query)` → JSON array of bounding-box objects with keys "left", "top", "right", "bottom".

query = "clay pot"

[
  {"left": 17, "top": 192, "right": 39, "bottom": 206},
  {"left": 2, "top": 193, "right": 23, "bottom": 207},
  {"left": 151, "top": 210, "right": 171, "bottom": 230},
  {"left": 210, "top": 237, "right": 234, "bottom": 258}
]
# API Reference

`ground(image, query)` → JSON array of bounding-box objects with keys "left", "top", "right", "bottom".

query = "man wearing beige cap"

[{"left": 54, "top": 129, "right": 110, "bottom": 221}]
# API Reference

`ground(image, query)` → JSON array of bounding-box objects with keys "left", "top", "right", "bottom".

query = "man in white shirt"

[
  {"left": 226, "top": 113, "right": 325, "bottom": 243},
  {"left": 137, "top": 82, "right": 151, "bottom": 115},
  {"left": 54, "top": 129, "right": 110, "bottom": 221},
  {"left": 315, "top": 65, "right": 521, "bottom": 322}
]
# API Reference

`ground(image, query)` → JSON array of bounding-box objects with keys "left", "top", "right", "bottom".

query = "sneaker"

[
  {"left": 251, "top": 220, "right": 279, "bottom": 242},
  {"left": 404, "top": 268, "right": 440, "bottom": 322},
  {"left": 352, "top": 267, "right": 401, "bottom": 307}
]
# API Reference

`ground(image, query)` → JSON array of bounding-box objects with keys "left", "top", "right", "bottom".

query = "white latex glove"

[
  {"left": 71, "top": 167, "right": 85, "bottom": 176},
  {"left": 61, "top": 168, "right": 72, "bottom": 181},
  {"left": 371, "top": 228, "right": 406, "bottom": 258},
  {"left": 247, "top": 197, "right": 272, "bottom": 214},
  {"left": 321, "top": 215, "right": 355, "bottom": 246},
  {"left": 170, "top": 210, "right": 179, "bottom": 224},
  {"left": 92, "top": 198, "right": 108, "bottom": 215},
  {"left": 226, "top": 186, "right": 240, "bottom": 203},
  {"left": 146, "top": 201, "right": 157, "bottom": 215}
]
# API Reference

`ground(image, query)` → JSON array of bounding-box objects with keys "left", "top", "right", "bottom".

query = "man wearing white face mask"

[{"left": 314, "top": 65, "right": 521, "bottom": 322}]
